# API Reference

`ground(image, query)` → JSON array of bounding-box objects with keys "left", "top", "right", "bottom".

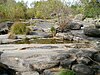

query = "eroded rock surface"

[{"left": 0, "top": 44, "right": 99, "bottom": 75}]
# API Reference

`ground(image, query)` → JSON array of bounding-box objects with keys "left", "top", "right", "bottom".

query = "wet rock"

[
  {"left": 72, "top": 64, "right": 94, "bottom": 75},
  {"left": 84, "top": 26, "right": 100, "bottom": 37}
]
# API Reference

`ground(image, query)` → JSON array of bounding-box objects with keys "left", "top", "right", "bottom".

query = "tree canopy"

[{"left": 0, "top": 0, "right": 100, "bottom": 22}]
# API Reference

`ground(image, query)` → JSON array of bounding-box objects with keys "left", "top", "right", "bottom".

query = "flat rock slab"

[
  {"left": 0, "top": 44, "right": 97, "bottom": 72},
  {"left": 0, "top": 44, "right": 65, "bottom": 51},
  {"left": 21, "top": 71, "right": 39, "bottom": 75},
  {"left": 0, "top": 44, "right": 66, "bottom": 72}
]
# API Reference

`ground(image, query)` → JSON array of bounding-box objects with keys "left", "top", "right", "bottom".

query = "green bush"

[
  {"left": 33, "top": 0, "right": 68, "bottom": 19},
  {"left": 35, "top": 11, "right": 44, "bottom": 19},
  {"left": 83, "top": 1, "right": 100, "bottom": 18},
  {"left": 51, "top": 26, "right": 56, "bottom": 37},
  {"left": 10, "top": 22, "right": 30, "bottom": 35},
  {"left": 56, "top": 69, "right": 76, "bottom": 75},
  {"left": 51, "top": 26, "right": 56, "bottom": 33}
]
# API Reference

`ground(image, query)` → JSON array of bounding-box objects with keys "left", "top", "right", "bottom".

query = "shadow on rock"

[{"left": 0, "top": 62, "right": 16, "bottom": 75}]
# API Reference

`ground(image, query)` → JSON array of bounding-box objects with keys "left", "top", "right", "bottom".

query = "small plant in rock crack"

[{"left": 56, "top": 69, "right": 76, "bottom": 75}]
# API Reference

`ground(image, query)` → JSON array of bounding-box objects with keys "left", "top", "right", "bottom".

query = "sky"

[{"left": 15, "top": 0, "right": 79, "bottom": 7}]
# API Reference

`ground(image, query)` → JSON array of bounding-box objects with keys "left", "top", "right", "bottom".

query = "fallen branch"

[{"left": 86, "top": 56, "right": 100, "bottom": 66}]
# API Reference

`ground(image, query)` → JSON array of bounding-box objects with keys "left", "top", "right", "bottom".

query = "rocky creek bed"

[
  {"left": 0, "top": 16, "right": 100, "bottom": 75},
  {"left": 0, "top": 44, "right": 100, "bottom": 75}
]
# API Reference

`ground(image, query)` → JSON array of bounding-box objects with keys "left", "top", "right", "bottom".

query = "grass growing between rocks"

[
  {"left": 51, "top": 26, "right": 56, "bottom": 37},
  {"left": 56, "top": 69, "right": 76, "bottom": 75},
  {"left": 14, "top": 38, "right": 74, "bottom": 44},
  {"left": 10, "top": 22, "right": 31, "bottom": 35}
]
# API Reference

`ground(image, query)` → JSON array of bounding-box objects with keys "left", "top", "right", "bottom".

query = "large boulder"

[
  {"left": 29, "top": 56, "right": 59, "bottom": 73},
  {"left": 95, "top": 24, "right": 100, "bottom": 29},
  {"left": 0, "top": 29, "right": 8, "bottom": 35},
  {"left": 84, "top": 26, "right": 100, "bottom": 37},
  {"left": 77, "top": 57, "right": 91, "bottom": 65},
  {"left": 76, "top": 50, "right": 95, "bottom": 58},
  {"left": 1, "top": 57, "right": 31, "bottom": 72},
  {"left": 60, "top": 59, "right": 75, "bottom": 69},
  {"left": 31, "top": 61, "right": 59, "bottom": 73},
  {"left": 72, "top": 64, "right": 94, "bottom": 75},
  {"left": 56, "top": 22, "right": 83, "bottom": 33},
  {"left": 0, "top": 62, "right": 16, "bottom": 75},
  {"left": 69, "top": 22, "right": 83, "bottom": 30}
]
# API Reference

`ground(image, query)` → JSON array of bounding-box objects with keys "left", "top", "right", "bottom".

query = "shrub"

[
  {"left": 10, "top": 22, "right": 30, "bottom": 35},
  {"left": 58, "top": 16, "right": 72, "bottom": 32},
  {"left": 51, "top": 26, "right": 56, "bottom": 33},
  {"left": 83, "top": 1, "right": 100, "bottom": 18},
  {"left": 56, "top": 69, "right": 76, "bottom": 75},
  {"left": 33, "top": 0, "right": 70, "bottom": 19},
  {"left": 51, "top": 26, "right": 56, "bottom": 37}
]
